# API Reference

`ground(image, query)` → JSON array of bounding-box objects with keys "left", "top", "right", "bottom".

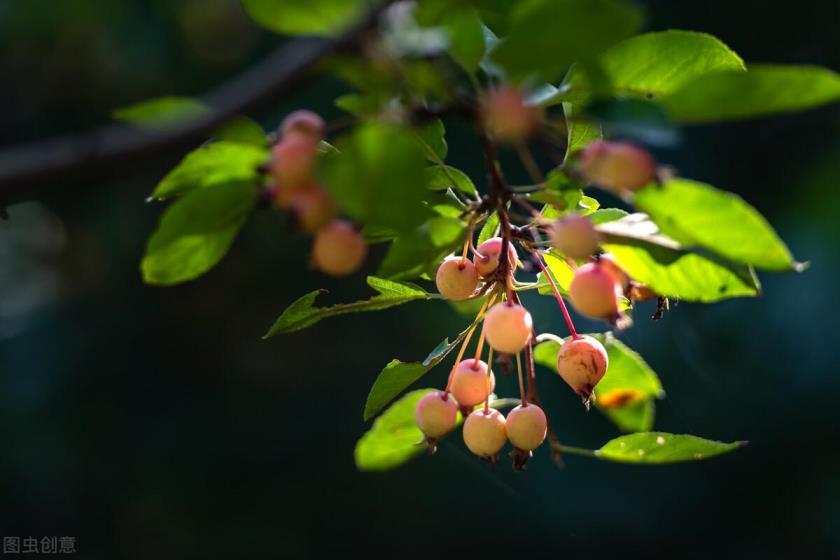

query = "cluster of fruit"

[{"left": 265, "top": 110, "right": 367, "bottom": 277}]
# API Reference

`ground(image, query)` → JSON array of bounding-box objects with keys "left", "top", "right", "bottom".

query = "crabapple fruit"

[
  {"left": 463, "top": 408, "right": 507, "bottom": 458},
  {"left": 450, "top": 359, "right": 496, "bottom": 408},
  {"left": 598, "top": 253, "right": 631, "bottom": 292},
  {"left": 577, "top": 140, "right": 656, "bottom": 192},
  {"left": 290, "top": 186, "right": 336, "bottom": 232},
  {"left": 550, "top": 214, "right": 599, "bottom": 260},
  {"left": 435, "top": 257, "right": 479, "bottom": 301},
  {"left": 414, "top": 391, "right": 459, "bottom": 439},
  {"left": 280, "top": 110, "right": 325, "bottom": 142},
  {"left": 569, "top": 262, "right": 622, "bottom": 320},
  {"left": 474, "top": 237, "right": 518, "bottom": 278},
  {"left": 484, "top": 303, "right": 533, "bottom": 354},
  {"left": 481, "top": 87, "right": 542, "bottom": 142},
  {"left": 269, "top": 135, "right": 317, "bottom": 187},
  {"left": 312, "top": 220, "right": 367, "bottom": 276},
  {"left": 556, "top": 335, "right": 609, "bottom": 400},
  {"left": 505, "top": 404, "right": 547, "bottom": 451}
]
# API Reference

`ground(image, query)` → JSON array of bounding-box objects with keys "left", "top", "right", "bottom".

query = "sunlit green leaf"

[
  {"left": 477, "top": 213, "right": 500, "bottom": 245},
  {"left": 263, "top": 276, "right": 439, "bottom": 337},
  {"left": 595, "top": 432, "right": 745, "bottom": 464},
  {"left": 664, "top": 65, "right": 840, "bottom": 123},
  {"left": 112, "top": 96, "right": 211, "bottom": 127},
  {"left": 355, "top": 389, "right": 431, "bottom": 471},
  {"left": 415, "top": 118, "right": 448, "bottom": 162},
  {"left": 241, "top": 0, "right": 364, "bottom": 36},
  {"left": 153, "top": 141, "right": 267, "bottom": 199},
  {"left": 363, "top": 332, "right": 469, "bottom": 420},
  {"left": 635, "top": 179, "right": 798, "bottom": 271},
  {"left": 141, "top": 182, "right": 256, "bottom": 286}
]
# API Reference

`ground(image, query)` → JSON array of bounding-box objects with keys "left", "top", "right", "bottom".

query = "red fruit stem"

[
  {"left": 515, "top": 352, "right": 527, "bottom": 405},
  {"left": 533, "top": 251, "right": 579, "bottom": 340},
  {"left": 443, "top": 293, "right": 496, "bottom": 395},
  {"left": 484, "top": 346, "right": 494, "bottom": 415}
]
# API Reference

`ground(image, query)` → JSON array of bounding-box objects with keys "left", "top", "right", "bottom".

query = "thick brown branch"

[{"left": 0, "top": 5, "right": 393, "bottom": 207}]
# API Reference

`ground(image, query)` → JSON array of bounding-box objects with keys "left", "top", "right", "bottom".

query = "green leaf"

[
  {"left": 321, "top": 123, "right": 430, "bottom": 232},
  {"left": 355, "top": 389, "right": 431, "bottom": 471},
  {"left": 595, "top": 432, "right": 745, "bottom": 464},
  {"left": 153, "top": 141, "right": 268, "bottom": 199},
  {"left": 602, "top": 399, "right": 655, "bottom": 433},
  {"left": 664, "top": 64, "right": 840, "bottom": 123},
  {"left": 477, "top": 213, "right": 499, "bottom": 245},
  {"left": 444, "top": 8, "right": 486, "bottom": 74},
  {"left": 141, "top": 182, "right": 256, "bottom": 286},
  {"left": 584, "top": 97, "right": 678, "bottom": 147},
  {"left": 241, "top": 0, "right": 364, "bottom": 36},
  {"left": 564, "top": 102, "right": 602, "bottom": 154},
  {"left": 635, "top": 179, "right": 798, "bottom": 271},
  {"left": 377, "top": 217, "right": 466, "bottom": 280},
  {"left": 415, "top": 119, "right": 448, "bottom": 162},
  {"left": 570, "top": 30, "right": 745, "bottom": 100},
  {"left": 425, "top": 166, "right": 477, "bottom": 195},
  {"left": 588, "top": 208, "right": 628, "bottom": 225},
  {"left": 598, "top": 213, "right": 761, "bottom": 302},
  {"left": 490, "top": 0, "right": 644, "bottom": 83},
  {"left": 213, "top": 116, "right": 268, "bottom": 147},
  {"left": 263, "top": 276, "right": 438, "bottom": 337},
  {"left": 363, "top": 333, "right": 468, "bottom": 421},
  {"left": 112, "top": 96, "right": 211, "bottom": 127}
]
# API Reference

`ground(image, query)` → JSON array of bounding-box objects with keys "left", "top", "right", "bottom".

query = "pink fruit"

[
  {"left": 435, "top": 257, "right": 479, "bottom": 301},
  {"left": 550, "top": 214, "right": 600, "bottom": 260},
  {"left": 556, "top": 335, "right": 609, "bottom": 401},
  {"left": 414, "top": 391, "right": 459, "bottom": 438},
  {"left": 312, "top": 220, "right": 367, "bottom": 276},
  {"left": 270, "top": 136, "right": 317, "bottom": 187},
  {"left": 290, "top": 186, "right": 336, "bottom": 232},
  {"left": 280, "top": 110, "right": 325, "bottom": 142},
  {"left": 577, "top": 140, "right": 656, "bottom": 192},
  {"left": 506, "top": 404, "right": 547, "bottom": 451},
  {"left": 474, "top": 237, "right": 517, "bottom": 278},
  {"left": 450, "top": 359, "right": 496, "bottom": 408},
  {"left": 481, "top": 87, "right": 542, "bottom": 142},
  {"left": 483, "top": 303, "right": 533, "bottom": 354},
  {"left": 463, "top": 408, "right": 507, "bottom": 457},
  {"left": 568, "top": 262, "right": 622, "bottom": 319}
]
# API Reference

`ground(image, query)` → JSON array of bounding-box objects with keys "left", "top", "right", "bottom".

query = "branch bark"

[{"left": 0, "top": 5, "right": 391, "bottom": 208}]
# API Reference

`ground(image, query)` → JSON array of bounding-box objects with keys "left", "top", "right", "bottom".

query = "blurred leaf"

[
  {"left": 263, "top": 277, "right": 438, "bottom": 337},
  {"left": 364, "top": 332, "right": 469, "bottom": 420},
  {"left": 635, "top": 179, "right": 798, "bottom": 271},
  {"left": 444, "top": 8, "right": 486, "bottom": 74},
  {"left": 664, "top": 65, "right": 840, "bottom": 123},
  {"left": 355, "top": 389, "right": 431, "bottom": 471},
  {"left": 595, "top": 432, "right": 745, "bottom": 464},
  {"left": 213, "top": 116, "right": 268, "bottom": 146},
  {"left": 567, "top": 30, "right": 745, "bottom": 101},
  {"left": 598, "top": 213, "right": 761, "bottom": 301},
  {"left": 426, "top": 166, "right": 476, "bottom": 195},
  {"left": 477, "top": 213, "right": 499, "bottom": 245},
  {"left": 415, "top": 118, "right": 448, "bottom": 162},
  {"left": 112, "top": 96, "right": 211, "bottom": 127},
  {"left": 584, "top": 98, "right": 678, "bottom": 147},
  {"left": 377, "top": 217, "right": 466, "bottom": 279},
  {"left": 153, "top": 141, "right": 267, "bottom": 199},
  {"left": 564, "top": 102, "right": 602, "bottom": 154},
  {"left": 321, "top": 123, "right": 430, "bottom": 232},
  {"left": 490, "top": 0, "right": 643, "bottom": 83},
  {"left": 241, "top": 0, "right": 363, "bottom": 36},
  {"left": 588, "top": 208, "right": 628, "bottom": 224},
  {"left": 141, "top": 182, "right": 256, "bottom": 286},
  {"left": 335, "top": 93, "right": 383, "bottom": 116},
  {"left": 603, "top": 399, "right": 655, "bottom": 433}
]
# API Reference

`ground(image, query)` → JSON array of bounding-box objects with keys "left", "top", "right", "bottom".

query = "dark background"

[{"left": 1, "top": 1, "right": 839, "bottom": 558}]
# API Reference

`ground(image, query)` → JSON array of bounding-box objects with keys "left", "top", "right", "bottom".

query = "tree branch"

[{"left": 0, "top": 5, "right": 392, "bottom": 208}]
